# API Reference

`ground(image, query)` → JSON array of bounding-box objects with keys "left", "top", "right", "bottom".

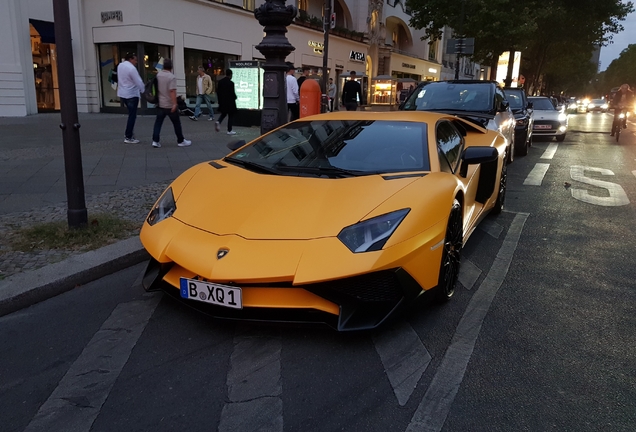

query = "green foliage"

[{"left": 603, "top": 44, "right": 636, "bottom": 89}]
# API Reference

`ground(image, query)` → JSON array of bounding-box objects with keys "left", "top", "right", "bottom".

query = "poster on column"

[
  {"left": 496, "top": 52, "right": 521, "bottom": 87},
  {"left": 229, "top": 61, "right": 264, "bottom": 109}
]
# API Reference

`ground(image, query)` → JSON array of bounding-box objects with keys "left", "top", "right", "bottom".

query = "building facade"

[{"left": 0, "top": 0, "right": 488, "bottom": 117}]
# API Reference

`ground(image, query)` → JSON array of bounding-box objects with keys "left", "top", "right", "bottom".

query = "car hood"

[
  {"left": 533, "top": 110, "right": 561, "bottom": 120},
  {"left": 172, "top": 162, "right": 421, "bottom": 240}
]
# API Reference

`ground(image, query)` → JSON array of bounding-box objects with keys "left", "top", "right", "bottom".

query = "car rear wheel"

[{"left": 436, "top": 199, "right": 463, "bottom": 302}]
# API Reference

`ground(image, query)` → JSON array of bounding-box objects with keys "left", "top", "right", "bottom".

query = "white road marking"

[
  {"left": 219, "top": 327, "right": 282, "bottom": 432},
  {"left": 373, "top": 322, "right": 432, "bottom": 406},
  {"left": 457, "top": 258, "right": 482, "bottom": 291},
  {"left": 24, "top": 296, "right": 160, "bottom": 432},
  {"left": 570, "top": 165, "right": 630, "bottom": 206},
  {"left": 406, "top": 212, "right": 528, "bottom": 432},
  {"left": 523, "top": 163, "right": 550, "bottom": 186},
  {"left": 540, "top": 143, "right": 558, "bottom": 159},
  {"left": 478, "top": 219, "right": 503, "bottom": 239}
]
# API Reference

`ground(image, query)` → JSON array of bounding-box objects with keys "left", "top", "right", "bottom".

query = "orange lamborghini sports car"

[{"left": 140, "top": 111, "right": 508, "bottom": 330}]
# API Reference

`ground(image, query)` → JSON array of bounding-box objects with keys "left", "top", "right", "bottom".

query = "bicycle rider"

[{"left": 610, "top": 83, "right": 634, "bottom": 136}]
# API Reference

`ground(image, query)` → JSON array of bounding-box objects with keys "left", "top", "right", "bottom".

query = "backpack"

[{"left": 143, "top": 77, "right": 158, "bottom": 104}]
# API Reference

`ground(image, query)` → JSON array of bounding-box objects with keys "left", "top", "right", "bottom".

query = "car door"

[{"left": 436, "top": 121, "right": 479, "bottom": 229}]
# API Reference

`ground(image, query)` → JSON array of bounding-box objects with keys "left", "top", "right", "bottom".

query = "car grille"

[{"left": 307, "top": 271, "right": 402, "bottom": 302}]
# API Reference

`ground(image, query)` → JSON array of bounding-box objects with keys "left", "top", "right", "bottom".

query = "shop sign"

[
  {"left": 308, "top": 40, "right": 324, "bottom": 55},
  {"left": 101, "top": 10, "right": 123, "bottom": 23},
  {"left": 336, "top": 63, "right": 345, "bottom": 69},
  {"left": 402, "top": 62, "right": 416, "bottom": 69},
  {"left": 229, "top": 60, "right": 263, "bottom": 110},
  {"left": 349, "top": 51, "right": 365, "bottom": 63}
]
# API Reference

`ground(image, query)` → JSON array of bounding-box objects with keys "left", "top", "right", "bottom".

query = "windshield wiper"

[
  {"left": 224, "top": 157, "right": 281, "bottom": 175},
  {"left": 275, "top": 165, "right": 372, "bottom": 178}
]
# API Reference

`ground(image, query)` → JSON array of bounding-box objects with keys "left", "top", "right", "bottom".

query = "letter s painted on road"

[{"left": 569, "top": 165, "right": 630, "bottom": 206}]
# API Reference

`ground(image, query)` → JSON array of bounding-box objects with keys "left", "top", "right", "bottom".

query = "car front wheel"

[{"left": 436, "top": 199, "right": 463, "bottom": 302}]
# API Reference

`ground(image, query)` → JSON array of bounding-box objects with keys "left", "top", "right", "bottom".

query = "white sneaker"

[
  {"left": 124, "top": 138, "right": 140, "bottom": 144},
  {"left": 152, "top": 141, "right": 161, "bottom": 148},
  {"left": 208, "top": 117, "right": 214, "bottom": 121},
  {"left": 227, "top": 131, "right": 237, "bottom": 135},
  {"left": 189, "top": 116, "right": 197, "bottom": 121},
  {"left": 215, "top": 121, "right": 220, "bottom": 132},
  {"left": 178, "top": 139, "right": 192, "bottom": 147}
]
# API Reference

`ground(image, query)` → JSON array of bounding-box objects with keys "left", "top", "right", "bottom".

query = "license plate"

[
  {"left": 534, "top": 124, "right": 552, "bottom": 129},
  {"left": 180, "top": 278, "right": 242, "bottom": 309}
]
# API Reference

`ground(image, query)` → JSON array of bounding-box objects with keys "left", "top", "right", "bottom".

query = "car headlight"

[
  {"left": 588, "top": 104, "right": 595, "bottom": 108},
  {"left": 558, "top": 113, "right": 567, "bottom": 121},
  {"left": 568, "top": 103, "right": 577, "bottom": 109},
  {"left": 602, "top": 104, "right": 608, "bottom": 109},
  {"left": 338, "top": 209, "right": 410, "bottom": 253},
  {"left": 147, "top": 188, "right": 176, "bottom": 226}
]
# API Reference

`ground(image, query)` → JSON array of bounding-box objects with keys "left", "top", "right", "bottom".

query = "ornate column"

[{"left": 254, "top": 0, "right": 297, "bottom": 134}]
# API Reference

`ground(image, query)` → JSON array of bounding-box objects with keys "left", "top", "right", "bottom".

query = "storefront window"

[
  {"left": 98, "top": 42, "right": 170, "bottom": 109},
  {"left": 30, "top": 21, "right": 59, "bottom": 112},
  {"left": 183, "top": 48, "right": 238, "bottom": 109}
]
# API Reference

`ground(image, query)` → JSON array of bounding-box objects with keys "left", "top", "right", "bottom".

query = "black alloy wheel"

[
  {"left": 436, "top": 199, "right": 463, "bottom": 302},
  {"left": 492, "top": 153, "right": 507, "bottom": 215},
  {"left": 516, "top": 131, "right": 529, "bottom": 156}
]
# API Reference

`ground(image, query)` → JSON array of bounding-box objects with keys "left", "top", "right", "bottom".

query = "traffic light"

[{"left": 330, "top": 13, "right": 336, "bottom": 29}]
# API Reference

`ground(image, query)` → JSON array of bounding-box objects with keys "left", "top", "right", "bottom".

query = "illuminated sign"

[
  {"left": 229, "top": 60, "right": 263, "bottom": 110},
  {"left": 349, "top": 51, "right": 365, "bottom": 63},
  {"left": 428, "top": 68, "right": 438, "bottom": 73}
]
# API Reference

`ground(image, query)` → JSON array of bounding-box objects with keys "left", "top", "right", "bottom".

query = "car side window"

[
  {"left": 495, "top": 87, "right": 506, "bottom": 111},
  {"left": 436, "top": 121, "right": 464, "bottom": 173}
]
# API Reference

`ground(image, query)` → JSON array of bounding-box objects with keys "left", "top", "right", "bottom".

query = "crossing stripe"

[{"left": 23, "top": 297, "right": 160, "bottom": 432}]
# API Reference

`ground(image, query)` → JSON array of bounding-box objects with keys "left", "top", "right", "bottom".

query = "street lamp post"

[
  {"left": 52, "top": 0, "right": 87, "bottom": 229},
  {"left": 254, "top": 0, "right": 297, "bottom": 134}
]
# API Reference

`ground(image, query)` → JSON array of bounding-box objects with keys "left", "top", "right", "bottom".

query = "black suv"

[{"left": 503, "top": 87, "right": 533, "bottom": 157}]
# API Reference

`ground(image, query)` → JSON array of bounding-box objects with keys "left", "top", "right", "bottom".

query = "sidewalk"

[{"left": 0, "top": 112, "right": 261, "bottom": 311}]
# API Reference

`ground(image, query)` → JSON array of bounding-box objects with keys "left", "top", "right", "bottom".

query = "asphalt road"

[{"left": 1, "top": 112, "right": 635, "bottom": 432}]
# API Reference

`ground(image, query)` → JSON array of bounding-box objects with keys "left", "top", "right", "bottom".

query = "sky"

[{"left": 599, "top": 9, "right": 636, "bottom": 71}]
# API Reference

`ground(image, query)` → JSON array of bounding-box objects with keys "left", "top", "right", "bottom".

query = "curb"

[{"left": 0, "top": 237, "right": 149, "bottom": 317}]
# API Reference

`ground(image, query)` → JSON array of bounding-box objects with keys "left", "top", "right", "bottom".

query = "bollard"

[{"left": 300, "top": 79, "right": 321, "bottom": 118}]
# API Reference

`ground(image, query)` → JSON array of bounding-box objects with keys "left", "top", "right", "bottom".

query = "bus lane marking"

[
  {"left": 540, "top": 143, "right": 558, "bottom": 159},
  {"left": 406, "top": 212, "right": 529, "bottom": 432},
  {"left": 570, "top": 165, "right": 630, "bottom": 206},
  {"left": 523, "top": 163, "right": 550, "bottom": 186}
]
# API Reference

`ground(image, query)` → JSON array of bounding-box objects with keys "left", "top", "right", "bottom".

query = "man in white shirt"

[
  {"left": 286, "top": 64, "right": 299, "bottom": 121},
  {"left": 327, "top": 77, "right": 336, "bottom": 111},
  {"left": 116, "top": 53, "right": 145, "bottom": 143}
]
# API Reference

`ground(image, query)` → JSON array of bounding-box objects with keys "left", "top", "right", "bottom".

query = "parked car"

[
  {"left": 587, "top": 99, "right": 609, "bottom": 113},
  {"left": 400, "top": 80, "right": 516, "bottom": 162},
  {"left": 140, "top": 112, "right": 509, "bottom": 331},
  {"left": 503, "top": 87, "right": 534, "bottom": 156},
  {"left": 528, "top": 96, "right": 568, "bottom": 142}
]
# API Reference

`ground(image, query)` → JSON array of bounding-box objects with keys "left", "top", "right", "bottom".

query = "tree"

[{"left": 603, "top": 44, "right": 636, "bottom": 90}]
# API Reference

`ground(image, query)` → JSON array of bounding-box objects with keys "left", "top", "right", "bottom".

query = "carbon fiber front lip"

[{"left": 143, "top": 259, "right": 427, "bottom": 331}]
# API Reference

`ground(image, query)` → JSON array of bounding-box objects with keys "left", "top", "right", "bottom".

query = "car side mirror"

[
  {"left": 459, "top": 147, "right": 499, "bottom": 177},
  {"left": 500, "top": 100, "right": 510, "bottom": 112},
  {"left": 227, "top": 140, "right": 246, "bottom": 151},
  {"left": 527, "top": 102, "right": 533, "bottom": 109}
]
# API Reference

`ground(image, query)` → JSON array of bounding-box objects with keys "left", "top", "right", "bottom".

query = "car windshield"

[
  {"left": 401, "top": 83, "right": 494, "bottom": 113},
  {"left": 503, "top": 90, "right": 524, "bottom": 110},
  {"left": 528, "top": 98, "right": 555, "bottom": 111},
  {"left": 225, "top": 120, "right": 430, "bottom": 176}
]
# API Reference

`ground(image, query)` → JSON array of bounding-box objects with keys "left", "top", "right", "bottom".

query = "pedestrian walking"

[
  {"left": 286, "top": 64, "right": 299, "bottom": 121},
  {"left": 117, "top": 52, "right": 145, "bottom": 143},
  {"left": 215, "top": 69, "right": 238, "bottom": 135},
  {"left": 342, "top": 71, "right": 362, "bottom": 111},
  {"left": 151, "top": 59, "right": 192, "bottom": 148},
  {"left": 190, "top": 66, "right": 215, "bottom": 121},
  {"left": 327, "top": 77, "right": 336, "bottom": 111}
]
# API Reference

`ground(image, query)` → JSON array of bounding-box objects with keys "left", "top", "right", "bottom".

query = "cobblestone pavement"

[{"left": 0, "top": 112, "right": 262, "bottom": 280}]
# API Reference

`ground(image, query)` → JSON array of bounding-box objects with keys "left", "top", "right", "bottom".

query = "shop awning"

[{"left": 30, "top": 19, "right": 55, "bottom": 44}]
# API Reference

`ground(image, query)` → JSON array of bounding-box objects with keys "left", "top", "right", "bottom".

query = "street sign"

[{"left": 446, "top": 38, "right": 475, "bottom": 55}]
